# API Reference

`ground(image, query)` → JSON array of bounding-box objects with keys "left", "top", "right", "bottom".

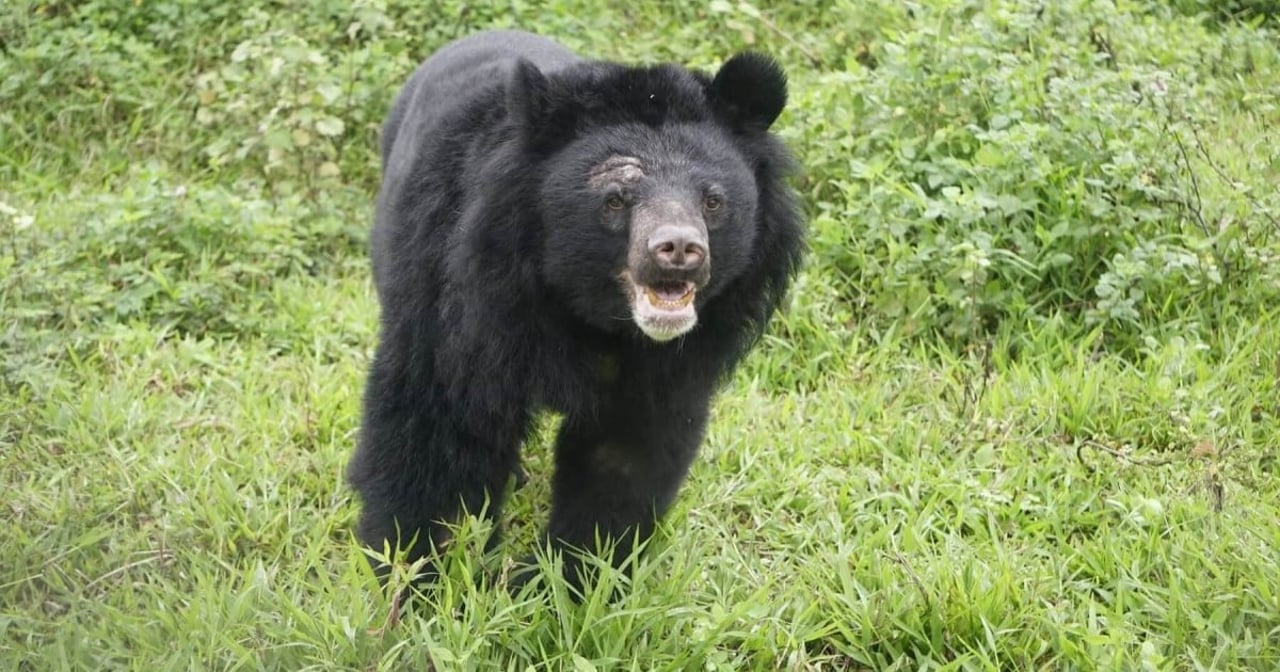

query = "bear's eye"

[
  {"left": 605, "top": 194, "right": 626, "bottom": 211},
  {"left": 703, "top": 194, "right": 724, "bottom": 213}
]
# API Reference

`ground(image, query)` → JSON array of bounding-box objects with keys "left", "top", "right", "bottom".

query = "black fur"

[{"left": 348, "top": 30, "right": 804, "bottom": 594}]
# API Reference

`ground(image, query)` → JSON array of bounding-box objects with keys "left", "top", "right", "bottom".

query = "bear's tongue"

[{"left": 644, "top": 282, "right": 695, "bottom": 309}]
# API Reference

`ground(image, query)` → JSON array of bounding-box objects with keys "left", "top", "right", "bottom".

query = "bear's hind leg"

[{"left": 348, "top": 343, "right": 528, "bottom": 584}]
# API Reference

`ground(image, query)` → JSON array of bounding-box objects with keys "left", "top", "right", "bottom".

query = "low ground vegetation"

[{"left": 2, "top": 1, "right": 1278, "bottom": 668}]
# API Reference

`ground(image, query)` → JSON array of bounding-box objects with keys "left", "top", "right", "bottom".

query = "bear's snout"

[{"left": 648, "top": 225, "right": 707, "bottom": 273}]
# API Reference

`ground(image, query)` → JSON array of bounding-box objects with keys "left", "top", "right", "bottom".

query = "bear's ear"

[
  {"left": 708, "top": 53, "right": 788, "bottom": 133},
  {"left": 507, "top": 58, "right": 551, "bottom": 132}
]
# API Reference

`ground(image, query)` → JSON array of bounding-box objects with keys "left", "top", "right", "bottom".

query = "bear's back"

[{"left": 380, "top": 31, "right": 581, "bottom": 165}]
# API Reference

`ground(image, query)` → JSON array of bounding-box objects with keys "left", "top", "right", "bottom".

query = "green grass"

[{"left": 3, "top": 0, "right": 1279, "bottom": 669}]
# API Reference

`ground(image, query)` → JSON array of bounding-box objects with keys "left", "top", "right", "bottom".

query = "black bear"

[{"left": 348, "top": 30, "right": 804, "bottom": 593}]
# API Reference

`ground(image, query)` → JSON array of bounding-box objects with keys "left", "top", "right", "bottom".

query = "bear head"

[{"left": 510, "top": 53, "right": 791, "bottom": 343}]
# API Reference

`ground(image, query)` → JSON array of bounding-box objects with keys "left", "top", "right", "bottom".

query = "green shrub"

[
  {"left": 2, "top": 172, "right": 364, "bottom": 344},
  {"left": 1162, "top": 0, "right": 1280, "bottom": 25},
  {"left": 788, "top": 0, "right": 1280, "bottom": 352},
  {"left": 3, "top": 0, "right": 1278, "bottom": 359}
]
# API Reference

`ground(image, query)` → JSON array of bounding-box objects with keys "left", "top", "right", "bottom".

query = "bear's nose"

[{"left": 648, "top": 225, "right": 708, "bottom": 271}]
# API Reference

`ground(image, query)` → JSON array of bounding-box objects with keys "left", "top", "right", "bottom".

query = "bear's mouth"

[
  {"left": 644, "top": 281, "right": 696, "bottom": 310},
  {"left": 623, "top": 274, "right": 699, "bottom": 342}
]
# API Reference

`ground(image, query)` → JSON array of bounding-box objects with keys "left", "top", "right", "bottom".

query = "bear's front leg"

[
  {"left": 529, "top": 396, "right": 711, "bottom": 596},
  {"left": 348, "top": 339, "right": 528, "bottom": 584}
]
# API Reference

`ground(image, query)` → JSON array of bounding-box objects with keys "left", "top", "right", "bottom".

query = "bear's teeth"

[{"left": 645, "top": 285, "right": 694, "bottom": 310}]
